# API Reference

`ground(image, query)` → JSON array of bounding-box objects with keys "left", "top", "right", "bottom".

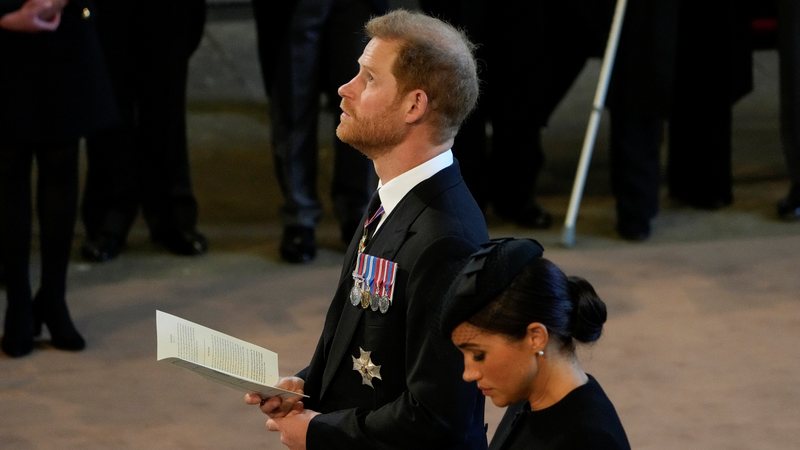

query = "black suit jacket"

[{"left": 299, "top": 162, "right": 490, "bottom": 450}]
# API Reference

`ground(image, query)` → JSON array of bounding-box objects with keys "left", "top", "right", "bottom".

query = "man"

[{"left": 245, "top": 10, "right": 490, "bottom": 450}]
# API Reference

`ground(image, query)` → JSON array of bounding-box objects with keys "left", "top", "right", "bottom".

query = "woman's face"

[{"left": 451, "top": 322, "right": 538, "bottom": 407}]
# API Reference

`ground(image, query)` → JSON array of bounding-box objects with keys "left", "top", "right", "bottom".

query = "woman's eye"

[{"left": 472, "top": 353, "right": 485, "bottom": 362}]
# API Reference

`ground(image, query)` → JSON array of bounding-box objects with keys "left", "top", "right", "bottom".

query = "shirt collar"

[{"left": 375, "top": 149, "right": 453, "bottom": 228}]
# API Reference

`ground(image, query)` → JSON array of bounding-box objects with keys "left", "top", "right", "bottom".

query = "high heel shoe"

[
  {"left": 33, "top": 299, "right": 85, "bottom": 351},
  {"left": 2, "top": 304, "right": 35, "bottom": 357}
]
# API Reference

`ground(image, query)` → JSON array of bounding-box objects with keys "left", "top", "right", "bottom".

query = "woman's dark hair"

[{"left": 467, "top": 258, "right": 607, "bottom": 354}]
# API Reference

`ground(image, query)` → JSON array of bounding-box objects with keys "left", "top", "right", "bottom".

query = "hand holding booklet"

[{"left": 156, "top": 310, "right": 306, "bottom": 399}]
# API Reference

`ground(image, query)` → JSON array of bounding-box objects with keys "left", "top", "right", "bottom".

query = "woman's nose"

[{"left": 462, "top": 364, "right": 480, "bottom": 383}]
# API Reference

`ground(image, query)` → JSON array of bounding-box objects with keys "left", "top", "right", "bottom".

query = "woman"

[
  {"left": 441, "top": 238, "right": 630, "bottom": 450},
  {"left": 1, "top": 0, "right": 114, "bottom": 357}
]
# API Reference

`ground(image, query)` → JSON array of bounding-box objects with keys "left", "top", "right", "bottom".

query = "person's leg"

[
  {"left": 0, "top": 141, "right": 35, "bottom": 357},
  {"left": 81, "top": 0, "right": 140, "bottom": 262},
  {"left": 608, "top": 109, "right": 663, "bottom": 240},
  {"left": 33, "top": 140, "right": 85, "bottom": 351},
  {"left": 778, "top": 0, "right": 800, "bottom": 219},
  {"left": 486, "top": 2, "right": 552, "bottom": 229},
  {"left": 138, "top": 0, "right": 207, "bottom": 255},
  {"left": 667, "top": 1, "right": 742, "bottom": 209},
  {"left": 269, "top": 0, "right": 335, "bottom": 262}
]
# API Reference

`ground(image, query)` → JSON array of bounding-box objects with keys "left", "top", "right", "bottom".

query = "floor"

[{"left": 1, "top": 5, "right": 799, "bottom": 449}]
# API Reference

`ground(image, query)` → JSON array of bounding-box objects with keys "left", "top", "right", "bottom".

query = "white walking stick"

[{"left": 561, "top": 0, "right": 628, "bottom": 247}]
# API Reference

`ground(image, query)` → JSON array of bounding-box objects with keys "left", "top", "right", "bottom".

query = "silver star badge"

[{"left": 352, "top": 347, "right": 382, "bottom": 388}]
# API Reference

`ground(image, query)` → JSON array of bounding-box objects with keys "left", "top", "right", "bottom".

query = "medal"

[
  {"left": 370, "top": 295, "right": 380, "bottom": 311},
  {"left": 350, "top": 254, "right": 367, "bottom": 306},
  {"left": 360, "top": 290, "right": 371, "bottom": 309},
  {"left": 350, "top": 279, "right": 363, "bottom": 306},
  {"left": 378, "top": 295, "right": 390, "bottom": 314},
  {"left": 350, "top": 252, "right": 398, "bottom": 314},
  {"left": 358, "top": 204, "right": 385, "bottom": 253},
  {"left": 352, "top": 347, "right": 382, "bottom": 388}
]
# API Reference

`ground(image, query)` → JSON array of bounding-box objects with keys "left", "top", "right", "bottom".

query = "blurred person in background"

[{"left": 1, "top": 0, "right": 115, "bottom": 357}]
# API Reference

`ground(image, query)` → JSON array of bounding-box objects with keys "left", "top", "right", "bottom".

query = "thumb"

[{"left": 266, "top": 417, "right": 280, "bottom": 432}]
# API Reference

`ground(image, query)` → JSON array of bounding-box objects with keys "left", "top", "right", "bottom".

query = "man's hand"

[
  {"left": 266, "top": 408, "right": 321, "bottom": 450},
  {"left": 0, "top": 0, "right": 68, "bottom": 32},
  {"left": 243, "top": 376, "right": 305, "bottom": 418}
]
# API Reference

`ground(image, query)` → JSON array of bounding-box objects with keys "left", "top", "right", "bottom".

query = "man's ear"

[
  {"left": 403, "top": 89, "right": 428, "bottom": 124},
  {"left": 526, "top": 323, "right": 549, "bottom": 353}
]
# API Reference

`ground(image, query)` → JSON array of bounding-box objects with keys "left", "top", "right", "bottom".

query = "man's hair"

[{"left": 365, "top": 9, "right": 479, "bottom": 144}]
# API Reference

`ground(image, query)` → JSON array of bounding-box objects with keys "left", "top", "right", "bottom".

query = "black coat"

[
  {"left": 608, "top": 0, "right": 753, "bottom": 116},
  {"left": 0, "top": 0, "right": 115, "bottom": 143},
  {"left": 300, "top": 162, "right": 490, "bottom": 450}
]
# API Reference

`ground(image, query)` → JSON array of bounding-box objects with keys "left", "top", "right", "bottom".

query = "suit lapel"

[{"left": 318, "top": 162, "right": 465, "bottom": 399}]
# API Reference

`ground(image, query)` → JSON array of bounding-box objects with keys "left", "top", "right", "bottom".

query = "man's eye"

[{"left": 472, "top": 353, "right": 485, "bottom": 362}]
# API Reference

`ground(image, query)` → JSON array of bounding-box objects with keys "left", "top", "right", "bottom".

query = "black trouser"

[
  {"left": 253, "top": 0, "right": 378, "bottom": 229},
  {"left": 82, "top": 0, "right": 205, "bottom": 240},
  {"left": 779, "top": 0, "right": 800, "bottom": 187}
]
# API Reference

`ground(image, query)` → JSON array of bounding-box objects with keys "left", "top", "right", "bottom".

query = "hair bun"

[{"left": 567, "top": 276, "right": 607, "bottom": 343}]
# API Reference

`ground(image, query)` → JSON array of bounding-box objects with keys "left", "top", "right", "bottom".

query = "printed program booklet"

[{"left": 156, "top": 310, "right": 305, "bottom": 399}]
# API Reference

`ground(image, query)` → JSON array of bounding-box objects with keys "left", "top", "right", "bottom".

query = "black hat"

[{"left": 440, "top": 238, "right": 544, "bottom": 337}]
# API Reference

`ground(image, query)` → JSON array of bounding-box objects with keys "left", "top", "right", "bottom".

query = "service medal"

[
  {"left": 350, "top": 279, "right": 363, "bottom": 306},
  {"left": 360, "top": 289, "right": 371, "bottom": 309},
  {"left": 378, "top": 295, "right": 390, "bottom": 314}
]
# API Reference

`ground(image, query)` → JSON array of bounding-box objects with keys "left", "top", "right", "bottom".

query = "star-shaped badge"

[{"left": 352, "top": 347, "right": 382, "bottom": 388}]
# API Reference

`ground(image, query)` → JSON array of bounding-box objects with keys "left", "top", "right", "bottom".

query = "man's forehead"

[{"left": 359, "top": 38, "right": 398, "bottom": 69}]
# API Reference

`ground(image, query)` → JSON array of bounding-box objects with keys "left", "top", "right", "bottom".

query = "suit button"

[{"left": 82, "top": 8, "right": 91, "bottom": 19}]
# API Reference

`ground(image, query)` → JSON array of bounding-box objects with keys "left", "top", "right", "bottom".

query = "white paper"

[{"left": 156, "top": 310, "right": 305, "bottom": 399}]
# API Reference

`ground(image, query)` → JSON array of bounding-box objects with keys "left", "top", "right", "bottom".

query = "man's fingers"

[
  {"left": 261, "top": 397, "right": 283, "bottom": 414},
  {"left": 266, "top": 418, "right": 280, "bottom": 432},
  {"left": 243, "top": 393, "right": 261, "bottom": 405}
]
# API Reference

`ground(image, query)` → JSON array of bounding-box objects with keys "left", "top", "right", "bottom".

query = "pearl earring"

[{"left": 536, "top": 350, "right": 544, "bottom": 356}]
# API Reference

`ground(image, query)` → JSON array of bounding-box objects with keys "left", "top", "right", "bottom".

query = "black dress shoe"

[
  {"left": 81, "top": 234, "right": 124, "bottom": 263},
  {"left": 616, "top": 220, "right": 651, "bottom": 242},
  {"left": 777, "top": 184, "right": 800, "bottom": 221},
  {"left": 152, "top": 229, "right": 208, "bottom": 256},
  {"left": 280, "top": 226, "right": 316, "bottom": 264},
  {"left": 496, "top": 203, "right": 553, "bottom": 229},
  {"left": 777, "top": 197, "right": 800, "bottom": 220}
]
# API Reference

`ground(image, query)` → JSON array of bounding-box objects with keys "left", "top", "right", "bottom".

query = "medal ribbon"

[
  {"left": 387, "top": 261, "right": 397, "bottom": 303},
  {"left": 358, "top": 203, "right": 385, "bottom": 254},
  {"left": 352, "top": 252, "right": 366, "bottom": 278},
  {"left": 376, "top": 257, "right": 386, "bottom": 297},
  {"left": 365, "top": 254, "right": 377, "bottom": 295}
]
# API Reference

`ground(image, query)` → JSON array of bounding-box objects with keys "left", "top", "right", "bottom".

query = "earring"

[{"left": 536, "top": 350, "right": 544, "bottom": 357}]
